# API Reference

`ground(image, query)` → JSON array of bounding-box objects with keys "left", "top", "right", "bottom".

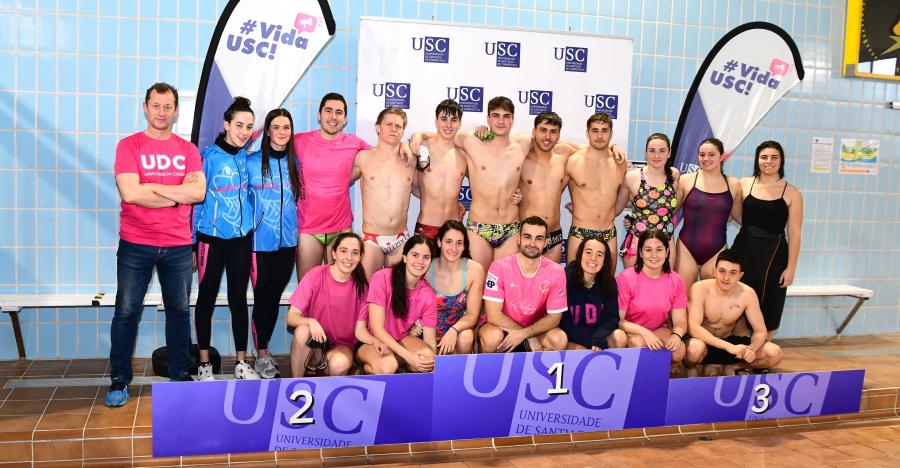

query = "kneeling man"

[
  {"left": 684, "top": 249, "right": 782, "bottom": 376},
  {"left": 479, "top": 216, "right": 568, "bottom": 352}
]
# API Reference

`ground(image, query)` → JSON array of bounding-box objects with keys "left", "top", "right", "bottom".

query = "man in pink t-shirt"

[
  {"left": 480, "top": 216, "right": 569, "bottom": 353},
  {"left": 105, "top": 83, "right": 206, "bottom": 408},
  {"left": 293, "top": 93, "right": 371, "bottom": 281}
]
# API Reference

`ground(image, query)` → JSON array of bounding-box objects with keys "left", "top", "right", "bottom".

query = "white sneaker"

[
  {"left": 234, "top": 360, "right": 261, "bottom": 380},
  {"left": 254, "top": 354, "right": 281, "bottom": 379},
  {"left": 197, "top": 362, "right": 215, "bottom": 382}
]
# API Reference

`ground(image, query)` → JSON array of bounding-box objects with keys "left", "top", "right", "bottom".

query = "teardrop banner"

[
  {"left": 670, "top": 22, "right": 804, "bottom": 173},
  {"left": 191, "top": 0, "right": 336, "bottom": 151}
]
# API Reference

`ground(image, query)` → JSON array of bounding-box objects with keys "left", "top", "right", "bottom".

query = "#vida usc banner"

[
  {"left": 192, "top": 0, "right": 335, "bottom": 151},
  {"left": 352, "top": 17, "right": 634, "bottom": 234},
  {"left": 672, "top": 23, "right": 804, "bottom": 173}
]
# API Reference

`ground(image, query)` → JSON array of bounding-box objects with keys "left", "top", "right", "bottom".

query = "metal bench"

[{"left": 785, "top": 285, "right": 874, "bottom": 335}]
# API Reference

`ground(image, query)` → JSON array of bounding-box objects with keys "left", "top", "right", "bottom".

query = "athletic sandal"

[{"left": 306, "top": 360, "right": 327, "bottom": 371}]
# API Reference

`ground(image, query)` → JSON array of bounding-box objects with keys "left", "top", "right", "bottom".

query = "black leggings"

[
  {"left": 251, "top": 247, "right": 296, "bottom": 350},
  {"left": 195, "top": 234, "right": 252, "bottom": 352}
]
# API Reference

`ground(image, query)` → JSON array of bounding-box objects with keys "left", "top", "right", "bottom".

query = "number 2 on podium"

[
  {"left": 289, "top": 389, "right": 315, "bottom": 425},
  {"left": 547, "top": 362, "right": 569, "bottom": 395}
]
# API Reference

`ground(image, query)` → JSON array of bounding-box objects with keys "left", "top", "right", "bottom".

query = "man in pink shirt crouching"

[{"left": 479, "top": 216, "right": 569, "bottom": 353}]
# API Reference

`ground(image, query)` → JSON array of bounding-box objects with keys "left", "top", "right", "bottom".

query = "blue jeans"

[{"left": 110, "top": 239, "right": 193, "bottom": 384}]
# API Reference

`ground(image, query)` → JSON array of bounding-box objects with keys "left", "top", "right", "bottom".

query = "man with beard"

[
  {"left": 294, "top": 95, "right": 414, "bottom": 281},
  {"left": 293, "top": 93, "right": 371, "bottom": 281},
  {"left": 479, "top": 216, "right": 569, "bottom": 353}
]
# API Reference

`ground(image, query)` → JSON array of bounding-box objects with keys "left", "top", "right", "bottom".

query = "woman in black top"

[
  {"left": 560, "top": 236, "right": 627, "bottom": 350},
  {"left": 733, "top": 141, "right": 804, "bottom": 337}
]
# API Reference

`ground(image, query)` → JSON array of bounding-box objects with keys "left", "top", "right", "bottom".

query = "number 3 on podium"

[{"left": 751, "top": 383, "right": 771, "bottom": 414}]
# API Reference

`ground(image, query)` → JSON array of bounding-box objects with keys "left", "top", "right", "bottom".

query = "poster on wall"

[
  {"left": 839, "top": 138, "right": 879, "bottom": 175},
  {"left": 810, "top": 136, "right": 834, "bottom": 173},
  {"left": 842, "top": 0, "right": 900, "bottom": 81},
  {"left": 353, "top": 17, "right": 633, "bottom": 234}
]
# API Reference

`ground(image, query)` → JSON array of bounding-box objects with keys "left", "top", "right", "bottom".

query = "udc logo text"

[
  {"left": 554, "top": 46, "right": 588, "bottom": 72},
  {"left": 584, "top": 94, "right": 618, "bottom": 119},
  {"left": 484, "top": 41, "right": 521, "bottom": 68},
  {"left": 447, "top": 86, "right": 484, "bottom": 113},
  {"left": 372, "top": 82, "right": 412, "bottom": 109},
  {"left": 411, "top": 36, "right": 450, "bottom": 63},
  {"left": 518, "top": 90, "right": 553, "bottom": 115}
]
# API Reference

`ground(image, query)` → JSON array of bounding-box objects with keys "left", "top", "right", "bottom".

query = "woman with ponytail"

[
  {"left": 193, "top": 96, "right": 257, "bottom": 380},
  {"left": 286, "top": 232, "right": 370, "bottom": 377},
  {"left": 357, "top": 234, "right": 437, "bottom": 374}
]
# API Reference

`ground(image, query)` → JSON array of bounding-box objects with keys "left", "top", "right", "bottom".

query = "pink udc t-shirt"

[
  {"left": 288, "top": 264, "right": 367, "bottom": 349},
  {"left": 114, "top": 132, "right": 202, "bottom": 246},
  {"left": 364, "top": 268, "right": 437, "bottom": 342},
  {"left": 294, "top": 131, "right": 370, "bottom": 233},
  {"left": 616, "top": 268, "right": 688, "bottom": 331},
  {"left": 482, "top": 255, "right": 568, "bottom": 328}
]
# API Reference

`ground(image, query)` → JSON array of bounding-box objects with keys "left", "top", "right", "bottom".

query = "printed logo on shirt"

[
  {"left": 539, "top": 280, "right": 552, "bottom": 294},
  {"left": 511, "top": 300, "right": 536, "bottom": 317},
  {"left": 485, "top": 272, "right": 499, "bottom": 291},
  {"left": 141, "top": 154, "right": 186, "bottom": 171},
  {"left": 140, "top": 153, "right": 187, "bottom": 176}
]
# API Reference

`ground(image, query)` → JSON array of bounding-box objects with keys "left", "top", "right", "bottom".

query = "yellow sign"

[{"left": 843, "top": 0, "right": 900, "bottom": 81}]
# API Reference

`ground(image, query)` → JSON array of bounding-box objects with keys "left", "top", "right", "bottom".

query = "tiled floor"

[
  {"left": 429, "top": 421, "right": 900, "bottom": 467},
  {"left": 0, "top": 333, "right": 899, "bottom": 466}
]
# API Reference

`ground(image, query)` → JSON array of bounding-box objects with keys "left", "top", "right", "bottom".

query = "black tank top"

[{"left": 742, "top": 178, "right": 788, "bottom": 235}]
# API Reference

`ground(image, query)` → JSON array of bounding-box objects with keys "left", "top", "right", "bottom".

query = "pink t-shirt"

[
  {"left": 288, "top": 265, "right": 367, "bottom": 349},
  {"left": 482, "top": 255, "right": 567, "bottom": 327},
  {"left": 364, "top": 268, "right": 437, "bottom": 342},
  {"left": 616, "top": 268, "right": 688, "bottom": 331},
  {"left": 114, "top": 132, "right": 202, "bottom": 246},
  {"left": 294, "top": 130, "right": 370, "bottom": 233}
]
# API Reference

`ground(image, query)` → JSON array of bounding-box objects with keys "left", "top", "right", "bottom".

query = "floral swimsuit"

[{"left": 623, "top": 169, "right": 677, "bottom": 257}]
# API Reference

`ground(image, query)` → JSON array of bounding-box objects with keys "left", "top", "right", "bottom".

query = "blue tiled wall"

[{"left": 0, "top": 0, "right": 897, "bottom": 359}]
